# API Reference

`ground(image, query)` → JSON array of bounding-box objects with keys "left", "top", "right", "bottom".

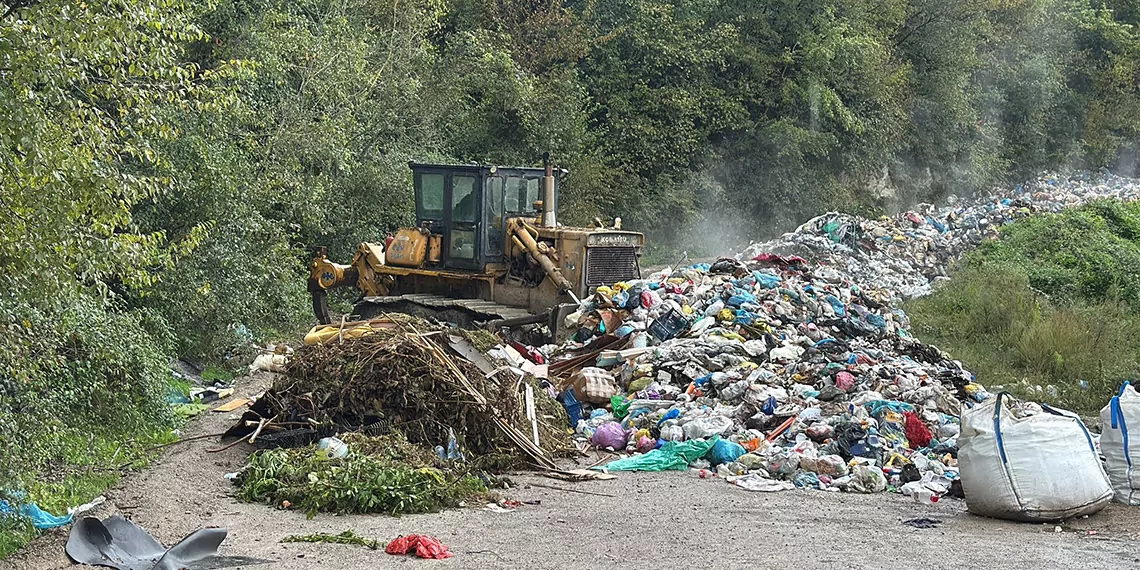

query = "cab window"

[
  {"left": 486, "top": 177, "right": 504, "bottom": 256},
  {"left": 419, "top": 173, "right": 445, "bottom": 219},
  {"left": 452, "top": 175, "right": 477, "bottom": 223},
  {"left": 504, "top": 176, "right": 540, "bottom": 213}
]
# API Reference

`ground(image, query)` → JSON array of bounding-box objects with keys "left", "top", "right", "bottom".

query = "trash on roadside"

[
  {"left": 219, "top": 171, "right": 1140, "bottom": 520},
  {"left": 66, "top": 515, "right": 263, "bottom": 570},
  {"left": 249, "top": 344, "right": 292, "bottom": 373},
  {"left": 213, "top": 397, "right": 252, "bottom": 413},
  {"left": 316, "top": 437, "right": 350, "bottom": 459},
  {"left": 0, "top": 494, "right": 104, "bottom": 530},
  {"left": 902, "top": 517, "right": 942, "bottom": 529},
  {"left": 958, "top": 393, "right": 1112, "bottom": 521},
  {"left": 385, "top": 534, "right": 454, "bottom": 560}
]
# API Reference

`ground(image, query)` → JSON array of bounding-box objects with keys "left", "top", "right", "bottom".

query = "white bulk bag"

[
  {"left": 958, "top": 393, "right": 1111, "bottom": 521},
  {"left": 1100, "top": 382, "right": 1140, "bottom": 504}
]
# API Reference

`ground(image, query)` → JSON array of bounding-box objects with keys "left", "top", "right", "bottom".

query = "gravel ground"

[{"left": 6, "top": 372, "right": 1140, "bottom": 570}]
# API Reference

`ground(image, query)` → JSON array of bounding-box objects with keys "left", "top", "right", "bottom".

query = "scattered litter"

[
  {"left": 903, "top": 517, "right": 942, "bottom": 529},
  {"left": 316, "top": 437, "right": 350, "bottom": 459},
  {"left": 385, "top": 534, "right": 454, "bottom": 560},
  {"left": 66, "top": 515, "right": 265, "bottom": 569},
  {"left": 191, "top": 387, "right": 234, "bottom": 403},
  {"left": 249, "top": 344, "right": 292, "bottom": 373},
  {"left": 0, "top": 494, "right": 104, "bottom": 530},
  {"left": 729, "top": 473, "right": 795, "bottom": 492},
  {"left": 213, "top": 397, "right": 252, "bottom": 413}
]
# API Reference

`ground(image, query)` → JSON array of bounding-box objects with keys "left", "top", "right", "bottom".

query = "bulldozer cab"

[{"left": 412, "top": 162, "right": 554, "bottom": 271}]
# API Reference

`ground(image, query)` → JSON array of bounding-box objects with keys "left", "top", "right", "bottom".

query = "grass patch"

[
  {"left": 282, "top": 530, "right": 382, "bottom": 549},
  {"left": 905, "top": 201, "right": 1140, "bottom": 415},
  {"left": 0, "top": 428, "right": 177, "bottom": 559}
]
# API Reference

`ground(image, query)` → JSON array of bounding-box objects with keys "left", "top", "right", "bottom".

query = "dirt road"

[{"left": 6, "top": 373, "right": 1140, "bottom": 570}]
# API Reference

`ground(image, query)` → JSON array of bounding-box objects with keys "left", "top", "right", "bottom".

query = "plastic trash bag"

[
  {"left": 800, "top": 454, "right": 848, "bottom": 477},
  {"left": 792, "top": 470, "right": 821, "bottom": 488},
  {"left": 385, "top": 534, "right": 454, "bottom": 560},
  {"left": 636, "top": 435, "right": 656, "bottom": 453},
  {"left": 598, "top": 436, "right": 720, "bottom": 472},
  {"left": 590, "top": 422, "right": 630, "bottom": 450},
  {"left": 706, "top": 438, "right": 747, "bottom": 466},
  {"left": 728, "top": 473, "right": 795, "bottom": 492},
  {"left": 659, "top": 424, "right": 684, "bottom": 441},
  {"left": 0, "top": 493, "right": 104, "bottom": 530},
  {"left": 842, "top": 464, "right": 887, "bottom": 493},
  {"left": 682, "top": 415, "right": 733, "bottom": 440}
]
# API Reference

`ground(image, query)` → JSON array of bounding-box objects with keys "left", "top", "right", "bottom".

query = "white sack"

[
  {"left": 958, "top": 393, "right": 1111, "bottom": 521},
  {"left": 1100, "top": 382, "right": 1140, "bottom": 505}
]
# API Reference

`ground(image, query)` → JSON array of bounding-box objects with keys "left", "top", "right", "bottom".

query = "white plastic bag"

[
  {"left": 958, "top": 393, "right": 1111, "bottom": 521},
  {"left": 682, "top": 415, "right": 733, "bottom": 440},
  {"left": 1100, "top": 382, "right": 1140, "bottom": 504}
]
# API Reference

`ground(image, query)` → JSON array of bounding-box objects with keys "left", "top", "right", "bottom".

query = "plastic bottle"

[{"left": 912, "top": 488, "right": 940, "bottom": 505}]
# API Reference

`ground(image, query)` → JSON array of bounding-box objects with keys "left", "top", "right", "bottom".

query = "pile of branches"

[{"left": 259, "top": 320, "right": 571, "bottom": 465}]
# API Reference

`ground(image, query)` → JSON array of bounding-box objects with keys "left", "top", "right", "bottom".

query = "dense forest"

[{"left": 0, "top": 0, "right": 1138, "bottom": 496}]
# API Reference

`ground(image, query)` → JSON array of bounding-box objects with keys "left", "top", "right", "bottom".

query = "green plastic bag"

[
  {"left": 595, "top": 436, "right": 720, "bottom": 472},
  {"left": 824, "top": 221, "right": 842, "bottom": 242},
  {"left": 610, "top": 395, "right": 630, "bottom": 419}
]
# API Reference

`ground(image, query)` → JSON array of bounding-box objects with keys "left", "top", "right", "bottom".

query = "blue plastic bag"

[
  {"left": 706, "top": 438, "right": 746, "bottom": 466},
  {"left": 0, "top": 496, "right": 73, "bottom": 530},
  {"left": 825, "top": 294, "right": 847, "bottom": 317},
  {"left": 753, "top": 272, "right": 781, "bottom": 289},
  {"left": 726, "top": 292, "right": 756, "bottom": 308}
]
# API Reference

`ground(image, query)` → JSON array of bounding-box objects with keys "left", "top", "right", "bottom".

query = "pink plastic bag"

[{"left": 836, "top": 371, "right": 855, "bottom": 392}]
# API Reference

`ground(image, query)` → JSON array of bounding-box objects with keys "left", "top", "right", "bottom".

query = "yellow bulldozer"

[{"left": 308, "top": 154, "right": 645, "bottom": 341}]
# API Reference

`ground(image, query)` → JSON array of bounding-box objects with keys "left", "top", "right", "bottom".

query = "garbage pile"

[
  {"left": 555, "top": 261, "right": 972, "bottom": 496},
  {"left": 547, "top": 170, "right": 1140, "bottom": 499},
  {"left": 740, "top": 171, "right": 1140, "bottom": 299}
]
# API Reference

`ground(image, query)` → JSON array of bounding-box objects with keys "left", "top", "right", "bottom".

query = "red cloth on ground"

[
  {"left": 385, "top": 534, "right": 454, "bottom": 560},
  {"left": 904, "top": 411, "right": 933, "bottom": 449}
]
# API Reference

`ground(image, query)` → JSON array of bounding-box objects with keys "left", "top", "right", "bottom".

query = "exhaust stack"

[{"left": 542, "top": 152, "right": 556, "bottom": 227}]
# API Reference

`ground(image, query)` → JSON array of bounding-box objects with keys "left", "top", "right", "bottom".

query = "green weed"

[
  {"left": 282, "top": 530, "right": 382, "bottom": 550},
  {"left": 236, "top": 436, "right": 490, "bottom": 518}
]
